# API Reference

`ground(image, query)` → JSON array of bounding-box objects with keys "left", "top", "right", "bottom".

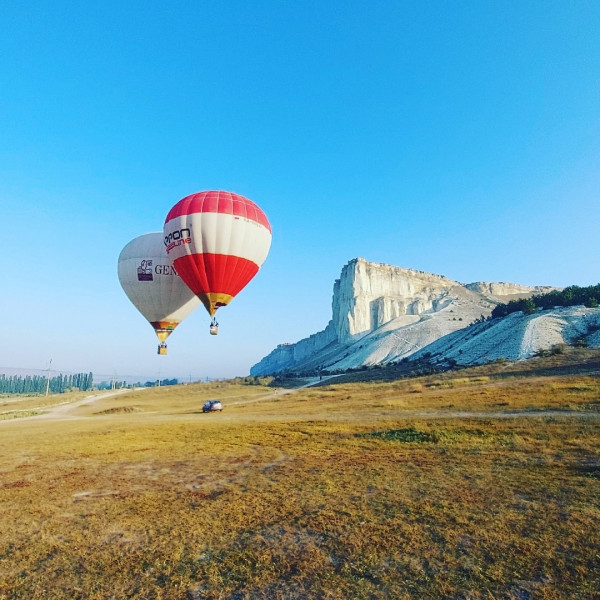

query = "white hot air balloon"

[{"left": 118, "top": 232, "right": 201, "bottom": 354}]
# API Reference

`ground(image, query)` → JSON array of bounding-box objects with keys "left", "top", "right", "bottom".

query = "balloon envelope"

[
  {"left": 118, "top": 232, "right": 201, "bottom": 346},
  {"left": 163, "top": 191, "right": 272, "bottom": 316}
]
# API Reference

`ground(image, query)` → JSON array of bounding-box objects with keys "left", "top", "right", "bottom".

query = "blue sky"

[{"left": 1, "top": 1, "right": 599, "bottom": 381}]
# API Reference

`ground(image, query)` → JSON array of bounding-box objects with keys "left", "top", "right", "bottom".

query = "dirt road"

[{"left": 0, "top": 388, "right": 133, "bottom": 424}]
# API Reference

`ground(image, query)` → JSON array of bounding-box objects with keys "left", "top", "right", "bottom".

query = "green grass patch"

[
  {"left": 360, "top": 426, "right": 505, "bottom": 445},
  {"left": 359, "top": 426, "right": 433, "bottom": 443}
]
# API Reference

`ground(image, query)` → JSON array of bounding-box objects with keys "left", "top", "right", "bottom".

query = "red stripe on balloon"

[
  {"left": 173, "top": 253, "right": 260, "bottom": 298},
  {"left": 165, "top": 191, "right": 271, "bottom": 233}
]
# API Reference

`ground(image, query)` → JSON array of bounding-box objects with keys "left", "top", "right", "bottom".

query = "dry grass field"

[{"left": 1, "top": 351, "right": 599, "bottom": 599}]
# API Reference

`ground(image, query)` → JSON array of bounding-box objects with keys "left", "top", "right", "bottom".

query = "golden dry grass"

[{"left": 0, "top": 370, "right": 598, "bottom": 599}]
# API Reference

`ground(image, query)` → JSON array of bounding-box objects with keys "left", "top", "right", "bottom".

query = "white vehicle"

[{"left": 202, "top": 400, "right": 223, "bottom": 413}]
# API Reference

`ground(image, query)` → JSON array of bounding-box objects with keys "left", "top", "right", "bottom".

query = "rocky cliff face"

[
  {"left": 253, "top": 324, "right": 338, "bottom": 375},
  {"left": 332, "top": 259, "right": 462, "bottom": 342},
  {"left": 250, "top": 258, "right": 564, "bottom": 376}
]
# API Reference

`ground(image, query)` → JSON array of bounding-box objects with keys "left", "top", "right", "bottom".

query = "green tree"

[{"left": 523, "top": 298, "right": 537, "bottom": 315}]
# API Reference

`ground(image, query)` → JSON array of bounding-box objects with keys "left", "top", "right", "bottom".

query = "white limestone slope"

[
  {"left": 250, "top": 258, "right": 597, "bottom": 376},
  {"left": 411, "top": 306, "right": 600, "bottom": 365}
]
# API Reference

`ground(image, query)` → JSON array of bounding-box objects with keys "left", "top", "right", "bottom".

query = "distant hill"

[{"left": 251, "top": 258, "right": 599, "bottom": 375}]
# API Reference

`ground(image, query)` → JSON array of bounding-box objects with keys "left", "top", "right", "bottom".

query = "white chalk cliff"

[{"left": 250, "top": 258, "right": 599, "bottom": 375}]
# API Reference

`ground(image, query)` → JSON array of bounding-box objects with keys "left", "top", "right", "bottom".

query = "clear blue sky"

[{"left": 2, "top": 1, "right": 599, "bottom": 381}]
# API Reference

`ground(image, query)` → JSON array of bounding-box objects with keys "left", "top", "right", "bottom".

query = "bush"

[{"left": 523, "top": 298, "right": 537, "bottom": 315}]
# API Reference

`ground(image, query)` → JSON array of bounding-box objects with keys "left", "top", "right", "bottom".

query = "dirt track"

[{"left": 0, "top": 388, "right": 132, "bottom": 424}]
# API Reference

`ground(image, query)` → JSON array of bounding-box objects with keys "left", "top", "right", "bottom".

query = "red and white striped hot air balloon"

[{"left": 163, "top": 191, "right": 272, "bottom": 334}]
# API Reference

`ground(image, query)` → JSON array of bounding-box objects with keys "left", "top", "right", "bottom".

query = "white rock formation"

[
  {"left": 250, "top": 258, "right": 598, "bottom": 376},
  {"left": 465, "top": 282, "right": 556, "bottom": 302},
  {"left": 411, "top": 306, "right": 600, "bottom": 365},
  {"left": 332, "top": 259, "right": 462, "bottom": 342}
]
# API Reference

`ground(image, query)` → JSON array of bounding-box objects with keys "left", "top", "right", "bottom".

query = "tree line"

[
  {"left": 491, "top": 284, "right": 600, "bottom": 318},
  {"left": 95, "top": 378, "right": 180, "bottom": 390},
  {"left": 0, "top": 372, "right": 94, "bottom": 395}
]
